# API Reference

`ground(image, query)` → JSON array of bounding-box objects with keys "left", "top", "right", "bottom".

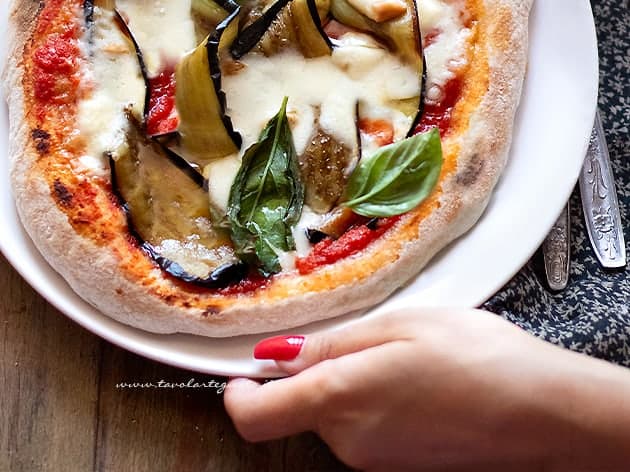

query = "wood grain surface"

[{"left": 0, "top": 255, "right": 350, "bottom": 471}]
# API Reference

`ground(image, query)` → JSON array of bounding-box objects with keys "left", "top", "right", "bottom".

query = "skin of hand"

[{"left": 224, "top": 307, "right": 630, "bottom": 471}]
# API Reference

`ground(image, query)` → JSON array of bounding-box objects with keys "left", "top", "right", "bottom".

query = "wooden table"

[{"left": 0, "top": 254, "right": 349, "bottom": 471}]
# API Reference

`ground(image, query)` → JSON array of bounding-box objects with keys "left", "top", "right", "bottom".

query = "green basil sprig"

[
  {"left": 227, "top": 97, "right": 304, "bottom": 276},
  {"left": 343, "top": 128, "right": 443, "bottom": 217}
]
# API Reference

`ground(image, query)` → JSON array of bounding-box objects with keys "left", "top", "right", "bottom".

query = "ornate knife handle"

[{"left": 579, "top": 110, "right": 627, "bottom": 269}]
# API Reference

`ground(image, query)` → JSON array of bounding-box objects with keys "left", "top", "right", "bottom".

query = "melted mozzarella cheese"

[
  {"left": 292, "top": 206, "right": 326, "bottom": 257},
  {"left": 222, "top": 41, "right": 419, "bottom": 155},
  {"left": 418, "top": 0, "right": 444, "bottom": 32},
  {"left": 418, "top": 0, "right": 470, "bottom": 102},
  {"left": 277, "top": 250, "right": 297, "bottom": 272},
  {"left": 78, "top": 7, "right": 145, "bottom": 170},
  {"left": 116, "top": 0, "right": 196, "bottom": 75},
  {"left": 204, "top": 154, "right": 241, "bottom": 213},
  {"left": 78, "top": 1, "right": 197, "bottom": 168},
  {"left": 155, "top": 237, "right": 234, "bottom": 278}
]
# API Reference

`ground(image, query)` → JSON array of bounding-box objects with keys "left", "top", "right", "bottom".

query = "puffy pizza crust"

[{"left": 4, "top": 0, "right": 533, "bottom": 337}]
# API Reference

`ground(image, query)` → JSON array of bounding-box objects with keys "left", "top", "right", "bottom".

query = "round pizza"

[{"left": 3, "top": 0, "right": 532, "bottom": 336}]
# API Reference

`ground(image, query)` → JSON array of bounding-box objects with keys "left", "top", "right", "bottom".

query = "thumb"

[{"left": 253, "top": 311, "right": 412, "bottom": 375}]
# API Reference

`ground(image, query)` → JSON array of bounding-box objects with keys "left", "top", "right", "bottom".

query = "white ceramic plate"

[{"left": 0, "top": 0, "right": 598, "bottom": 376}]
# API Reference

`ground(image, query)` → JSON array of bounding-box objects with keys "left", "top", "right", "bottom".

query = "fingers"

[
  {"left": 254, "top": 312, "right": 413, "bottom": 375},
  {"left": 226, "top": 307, "right": 501, "bottom": 444},
  {"left": 224, "top": 372, "right": 326, "bottom": 442},
  {"left": 226, "top": 310, "right": 415, "bottom": 442},
  {"left": 226, "top": 307, "right": 421, "bottom": 442}
]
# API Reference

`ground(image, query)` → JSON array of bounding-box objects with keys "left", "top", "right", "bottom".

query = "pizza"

[{"left": 3, "top": 0, "right": 532, "bottom": 336}]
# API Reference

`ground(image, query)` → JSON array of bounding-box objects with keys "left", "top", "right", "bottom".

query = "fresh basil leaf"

[
  {"left": 343, "top": 128, "right": 443, "bottom": 217},
  {"left": 227, "top": 97, "right": 304, "bottom": 276}
]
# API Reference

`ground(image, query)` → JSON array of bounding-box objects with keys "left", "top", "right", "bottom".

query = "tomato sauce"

[
  {"left": 296, "top": 216, "right": 402, "bottom": 275},
  {"left": 414, "top": 76, "right": 463, "bottom": 137},
  {"left": 218, "top": 273, "right": 269, "bottom": 296},
  {"left": 359, "top": 118, "right": 395, "bottom": 147},
  {"left": 31, "top": 0, "right": 82, "bottom": 124},
  {"left": 32, "top": 28, "right": 81, "bottom": 105},
  {"left": 422, "top": 28, "right": 442, "bottom": 48},
  {"left": 146, "top": 66, "right": 179, "bottom": 136}
]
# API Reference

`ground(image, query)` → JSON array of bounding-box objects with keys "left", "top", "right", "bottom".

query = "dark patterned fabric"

[{"left": 483, "top": 0, "right": 630, "bottom": 365}]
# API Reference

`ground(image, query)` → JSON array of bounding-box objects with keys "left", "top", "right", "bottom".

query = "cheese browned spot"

[{"left": 346, "top": 0, "right": 408, "bottom": 22}]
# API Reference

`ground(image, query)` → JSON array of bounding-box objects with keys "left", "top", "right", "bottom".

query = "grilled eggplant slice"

[
  {"left": 193, "top": 0, "right": 229, "bottom": 25},
  {"left": 191, "top": 0, "right": 242, "bottom": 47},
  {"left": 107, "top": 9, "right": 153, "bottom": 128},
  {"left": 299, "top": 127, "right": 352, "bottom": 213},
  {"left": 230, "top": 0, "right": 332, "bottom": 59},
  {"left": 330, "top": 0, "right": 421, "bottom": 64},
  {"left": 175, "top": 4, "right": 243, "bottom": 168},
  {"left": 229, "top": 0, "right": 289, "bottom": 58},
  {"left": 331, "top": 0, "right": 422, "bottom": 135},
  {"left": 307, "top": 206, "right": 359, "bottom": 240},
  {"left": 112, "top": 124, "right": 245, "bottom": 287},
  {"left": 297, "top": 104, "right": 361, "bottom": 213},
  {"left": 107, "top": 1, "right": 244, "bottom": 158},
  {"left": 192, "top": 0, "right": 232, "bottom": 42},
  {"left": 292, "top": 0, "right": 333, "bottom": 56}
]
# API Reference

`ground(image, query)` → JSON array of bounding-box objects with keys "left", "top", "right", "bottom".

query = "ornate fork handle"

[
  {"left": 579, "top": 110, "right": 627, "bottom": 269},
  {"left": 543, "top": 203, "right": 571, "bottom": 290}
]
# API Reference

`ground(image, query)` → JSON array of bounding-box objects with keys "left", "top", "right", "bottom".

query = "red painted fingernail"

[{"left": 253, "top": 335, "right": 305, "bottom": 361}]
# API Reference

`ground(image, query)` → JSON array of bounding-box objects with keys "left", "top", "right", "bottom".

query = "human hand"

[{"left": 224, "top": 306, "right": 630, "bottom": 471}]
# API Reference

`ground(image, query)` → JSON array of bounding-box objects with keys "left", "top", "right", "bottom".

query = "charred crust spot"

[
  {"left": 115, "top": 288, "right": 124, "bottom": 295},
  {"left": 201, "top": 307, "right": 220, "bottom": 317},
  {"left": 71, "top": 216, "right": 92, "bottom": 225},
  {"left": 456, "top": 154, "right": 484, "bottom": 186},
  {"left": 53, "top": 178, "right": 73, "bottom": 208},
  {"left": 31, "top": 128, "right": 51, "bottom": 155}
]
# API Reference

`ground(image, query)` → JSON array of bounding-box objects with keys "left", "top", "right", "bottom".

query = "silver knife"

[
  {"left": 543, "top": 202, "right": 571, "bottom": 290},
  {"left": 579, "top": 110, "right": 627, "bottom": 268}
]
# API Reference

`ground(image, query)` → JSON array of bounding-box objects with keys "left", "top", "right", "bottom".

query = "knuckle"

[
  {"left": 314, "top": 335, "right": 335, "bottom": 362},
  {"left": 319, "top": 361, "right": 348, "bottom": 399},
  {"left": 309, "top": 363, "right": 352, "bottom": 422}
]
